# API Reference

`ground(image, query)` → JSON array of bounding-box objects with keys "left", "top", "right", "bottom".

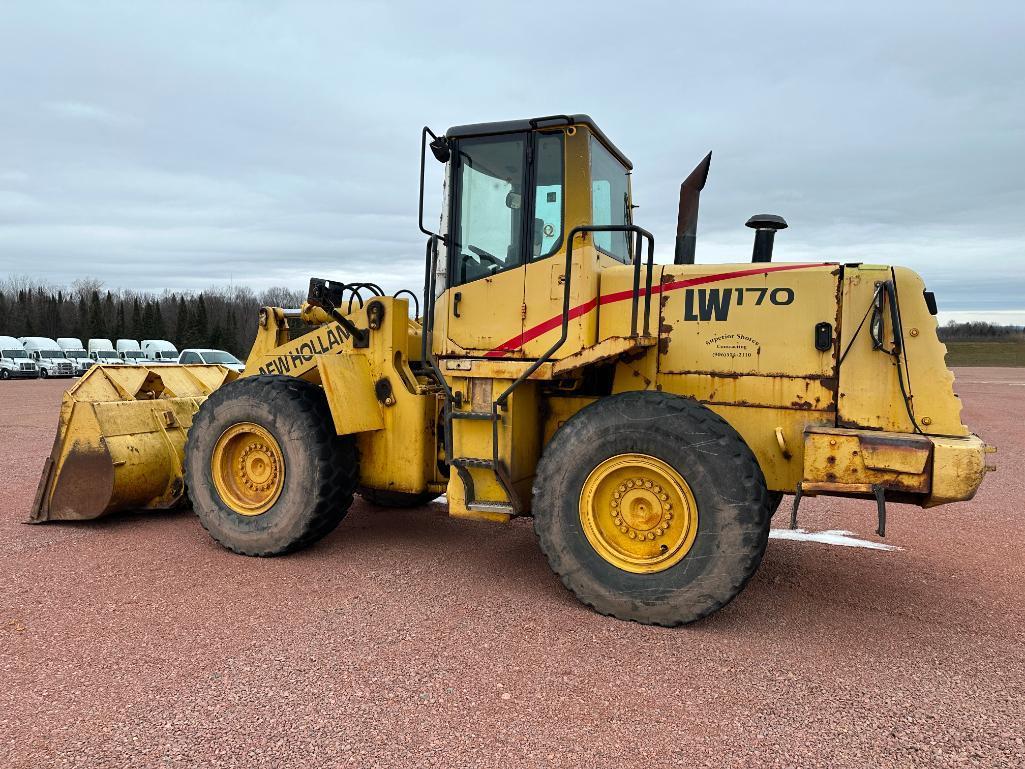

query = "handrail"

[
  {"left": 420, "top": 235, "right": 455, "bottom": 462},
  {"left": 527, "top": 115, "right": 574, "bottom": 129},
  {"left": 419, "top": 126, "right": 440, "bottom": 239},
  {"left": 488, "top": 224, "right": 656, "bottom": 511}
]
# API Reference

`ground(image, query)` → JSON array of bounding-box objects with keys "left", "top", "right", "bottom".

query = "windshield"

[
  {"left": 202, "top": 351, "right": 242, "bottom": 365},
  {"left": 2, "top": 349, "right": 28, "bottom": 359},
  {"left": 95, "top": 350, "right": 119, "bottom": 359},
  {"left": 123, "top": 350, "right": 146, "bottom": 359},
  {"left": 66, "top": 349, "right": 87, "bottom": 357},
  {"left": 41, "top": 350, "right": 65, "bottom": 358}
]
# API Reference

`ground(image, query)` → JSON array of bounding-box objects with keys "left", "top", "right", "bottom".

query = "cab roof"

[{"left": 445, "top": 114, "right": 632, "bottom": 170}]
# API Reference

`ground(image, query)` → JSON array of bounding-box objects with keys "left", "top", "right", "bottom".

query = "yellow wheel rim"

[
  {"left": 579, "top": 453, "right": 699, "bottom": 574},
  {"left": 210, "top": 422, "right": 285, "bottom": 516}
]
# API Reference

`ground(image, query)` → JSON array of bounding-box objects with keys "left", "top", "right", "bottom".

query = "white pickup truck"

[
  {"left": 177, "top": 348, "right": 246, "bottom": 373},
  {"left": 0, "top": 336, "right": 39, "bottom": 379}
]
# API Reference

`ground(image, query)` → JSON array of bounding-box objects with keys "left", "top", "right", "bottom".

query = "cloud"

[
  {"left": 43, "top": 100, "right": 138, "bottom": 126},
  {"left": 0, "top": 1, "right": 1022, "bottom": 317}
]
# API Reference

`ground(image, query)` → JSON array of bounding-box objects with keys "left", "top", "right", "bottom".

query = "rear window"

[{"left": 590, "top": 134, "right": 631, "bottom": 263}]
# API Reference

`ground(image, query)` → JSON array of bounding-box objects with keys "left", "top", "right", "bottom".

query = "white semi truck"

[
  {"left": 0, "top": 336, "right": 39, "bottom": 380},
  {"left": 87, "top": 339, "right": 124, "bottom": 365},
  {"left": 57, "top": 338, "right": 95, "bottom": 376},
  {"left": 116, "top": 339, "right": 148, "bottom": 363},
  {"left": 141, "top": 339, "right": 179, "bottom": 364},
  {"left": 20, "top": 337, "right": 75, "bottom": 378}
]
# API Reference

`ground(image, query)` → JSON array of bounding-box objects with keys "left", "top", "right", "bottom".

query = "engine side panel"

[{"left": 619, "top": 262, "right": 842, "bottom": 494}]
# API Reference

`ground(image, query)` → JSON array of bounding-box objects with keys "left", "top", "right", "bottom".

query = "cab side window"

[{"left": 531, "top": 132, "right": 564, "bottom": 260}]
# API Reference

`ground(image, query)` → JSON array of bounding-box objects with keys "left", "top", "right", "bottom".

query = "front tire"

[
  {"left": 0, "top": 369, "right": 9, "bottom": 380},
  {"left": 533, "top": 391, "right": 771, "bottom": 626},
  {"left": 39, "top": 368, "right": 48, "bottom": 378},
  {"left": 184, "top": 375, "right": 358, "bottom": 556}
]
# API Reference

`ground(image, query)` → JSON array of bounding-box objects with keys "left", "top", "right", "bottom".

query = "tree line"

[
  {"left": 937, "top": 321, "right": 1024, "bottom": 342},
  {"left": 0, "top": 277, "right": 306, "bottom": 359}
]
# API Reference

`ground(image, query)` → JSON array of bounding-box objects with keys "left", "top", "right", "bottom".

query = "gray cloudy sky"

[{"left": 1, "top": 1, "right": 1022, "bottom": 321}]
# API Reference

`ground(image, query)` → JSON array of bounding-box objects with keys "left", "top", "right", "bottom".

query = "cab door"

[{"left": 444, "top": 132, "right": 529, "bottom": 354}]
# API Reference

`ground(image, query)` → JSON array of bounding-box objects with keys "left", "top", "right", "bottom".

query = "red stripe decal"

[{"left": 484, "top": 262, "right": 833, "bottom": 358}]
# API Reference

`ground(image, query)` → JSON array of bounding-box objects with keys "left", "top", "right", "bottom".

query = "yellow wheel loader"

[{"left": 32, "top": 114, "right": 994, "bottom": 625}]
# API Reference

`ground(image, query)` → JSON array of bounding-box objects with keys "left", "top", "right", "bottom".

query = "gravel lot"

[{"left": 2, "top": 370, "right": 1022, "bottom": 768}]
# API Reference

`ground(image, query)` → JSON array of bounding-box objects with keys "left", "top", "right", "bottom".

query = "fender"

[{"left": 317, "top": 354, "right": 385, "bottom": 435}]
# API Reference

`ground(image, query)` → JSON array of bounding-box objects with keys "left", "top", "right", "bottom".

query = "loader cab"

[{"left": 431, "top": 115, "right": 635, "bottom": 359}]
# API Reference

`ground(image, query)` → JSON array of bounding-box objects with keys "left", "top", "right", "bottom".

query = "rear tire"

[
  {"left": 185, "top": 375, "right": 358, "bottom": 556},
  {"left": 533, "top": 391, "right": 771, "bottom": 626},
  {"left": 358, "top": 487, "right": 440, "bottom": 508}
]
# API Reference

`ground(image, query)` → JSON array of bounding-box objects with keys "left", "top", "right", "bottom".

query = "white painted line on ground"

[{"left": 770, "top": 528, "right": 902, "bottom": 551}]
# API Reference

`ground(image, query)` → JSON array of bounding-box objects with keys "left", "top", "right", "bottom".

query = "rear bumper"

[
  {"left": 800, "top": 427, "right": 991, "bottom": 508},
  {"left": 924, "top": 434, "right": 991, "bottom": 507}
]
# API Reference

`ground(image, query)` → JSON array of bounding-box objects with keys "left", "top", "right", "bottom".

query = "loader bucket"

[{"left": 30, "top": 364, "right": 238, "bottom": 522}]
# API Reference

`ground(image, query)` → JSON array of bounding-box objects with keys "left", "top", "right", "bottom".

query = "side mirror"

[
  {"left": 506, "top": 191, "right": 522, "bottom": 210},
  {"left": 429, "top": 136, "right": 450, "bottom": 163}
]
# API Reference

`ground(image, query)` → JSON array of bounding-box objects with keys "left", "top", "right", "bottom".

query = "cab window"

[
  {"left": 450, "top": 134, "right": 527, "bottom": 286},
  {"left": 590, "top": 134, "right": 631, "bottom": 263},
  {"left": 531, "top": 132, "right": 563, "bottom": 260}
]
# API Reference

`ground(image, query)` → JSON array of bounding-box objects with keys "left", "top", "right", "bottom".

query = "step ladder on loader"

[{"left": 420, "top": 225, "right": 657, "bottom": 520}]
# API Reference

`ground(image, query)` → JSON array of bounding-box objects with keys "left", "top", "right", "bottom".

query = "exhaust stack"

[
  {"left": 745, "top": 214, "right": 788, "bottom": 263},
  {"left": 674, "top": 152, "right": 712, "bottom": 265}
]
